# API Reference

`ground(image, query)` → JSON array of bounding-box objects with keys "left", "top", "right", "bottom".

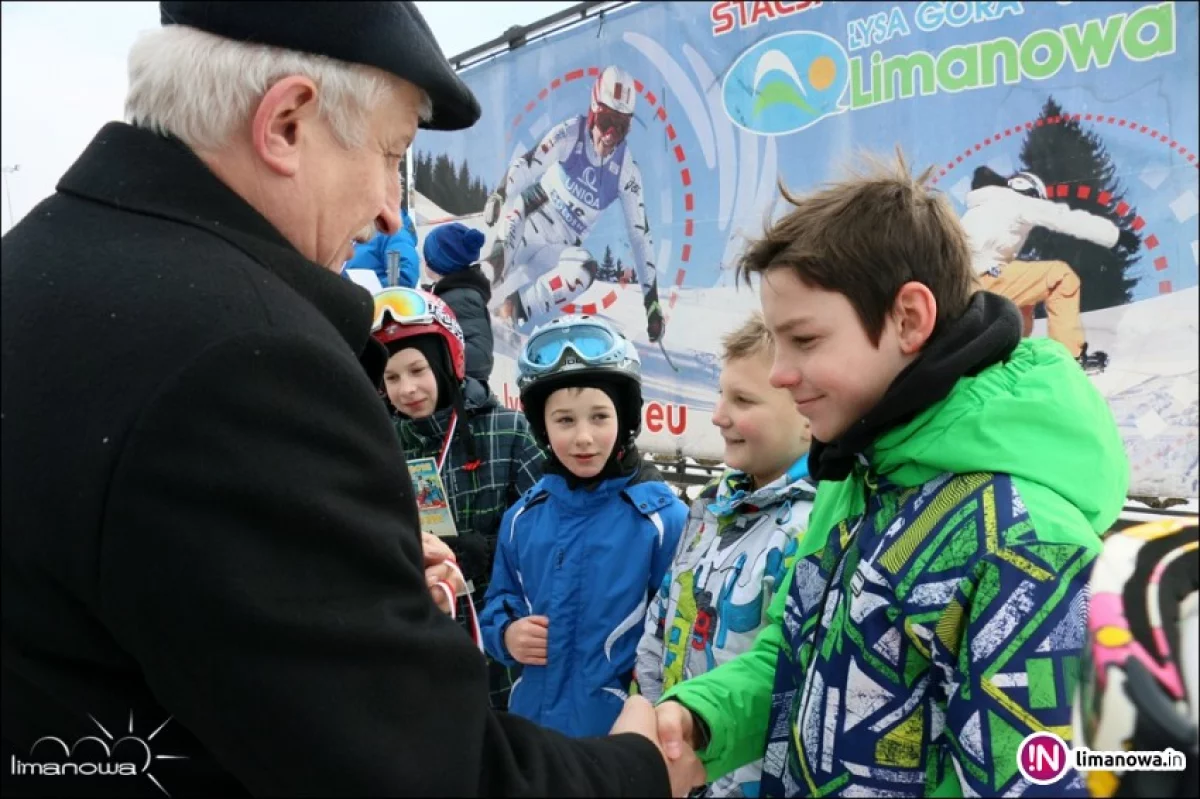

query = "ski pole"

[{"left": 658, "top": 338, "right": 681, "bottom": 373}]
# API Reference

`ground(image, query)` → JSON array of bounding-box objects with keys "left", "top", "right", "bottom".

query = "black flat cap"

[{"left": 159, "top": 1, "right": 480, "bottom": 131}]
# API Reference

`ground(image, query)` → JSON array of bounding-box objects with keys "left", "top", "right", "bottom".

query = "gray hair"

[{"left": 125, "top": 26, "right": 432, "bottom": 153}]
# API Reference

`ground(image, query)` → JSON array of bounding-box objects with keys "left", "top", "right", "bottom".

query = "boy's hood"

[
  {"left": 430, "top": 265, "right": 492, "bottom": 302},
  {"left": 872, "top": 335, "right": 1129, "bottom": 536},
  {"left": 807, "top": 291, "right": 1127, "bottom": 541},
  {"left": 709, "top": 455, "right": 816, "bottom": 518}
]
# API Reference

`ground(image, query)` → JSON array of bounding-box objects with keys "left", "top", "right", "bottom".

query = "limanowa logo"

[
  {"left": 722, "top": 30, "right": 851, "bottom": 136},
  {"left": 720, "top": 3, "right": 1175, "bottom": 137},
  {"left": 10, "top": 712, "right": 188, "bottom": 797},
  {"left": 1017, "top": 731, "right": 1188, "bottom": 786}
]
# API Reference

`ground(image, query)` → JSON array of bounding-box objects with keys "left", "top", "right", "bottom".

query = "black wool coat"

[{"left": 1, "top": 122, "right": 668, "bottom": 798}]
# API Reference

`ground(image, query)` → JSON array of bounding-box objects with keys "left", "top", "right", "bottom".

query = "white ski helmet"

[
  {"left": 517, "top": 314, "right": 643, "bottom": 447},
  {"left": 591, "top": 65, "right": 636, "bottom": 116},
  {"left": 1007, "top": 171, "right": 1048, "bottom": 199}
]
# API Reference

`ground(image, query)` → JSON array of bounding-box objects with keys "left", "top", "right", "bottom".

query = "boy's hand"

[
  {"left": 655, "top": 700, "right": 696, "bottom": 759},
  {"left": 613, "top": 697, "right": 706, "bottom": 797},
  {"left": 504, "top": 615, "right": 549, "bottom": 665}
]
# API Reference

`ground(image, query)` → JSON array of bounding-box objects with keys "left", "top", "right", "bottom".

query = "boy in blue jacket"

[
  {"left": 480, "top": 315, "right": 687, "bottom": 738},
  {"left": 344, "top": 207, "right": 420, "bottom": 288}
]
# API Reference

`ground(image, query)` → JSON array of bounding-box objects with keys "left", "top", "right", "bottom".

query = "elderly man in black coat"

[{"left": 0, "top": 2, "right": 705, "bottom": 797}]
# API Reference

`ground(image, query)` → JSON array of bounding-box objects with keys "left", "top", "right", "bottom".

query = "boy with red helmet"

[{"left": 371, "top": 288, "right": 545, "bottom": 711}]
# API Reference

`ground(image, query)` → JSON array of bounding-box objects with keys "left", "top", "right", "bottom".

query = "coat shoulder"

[{"left": 623, "top": 480, "right": 687, "bottom": 525}]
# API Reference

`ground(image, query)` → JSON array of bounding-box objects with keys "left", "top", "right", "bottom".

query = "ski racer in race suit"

[
  {"left": 961, "top": 166, "right": 1140, "bottom": 374},
  {"left": 482, "top": 66, "right": 665, "bottom": 344}
]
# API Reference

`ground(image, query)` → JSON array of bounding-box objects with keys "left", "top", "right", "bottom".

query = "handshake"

[{"left": 611, "top": 696, "right": 708, "bottom": 798}]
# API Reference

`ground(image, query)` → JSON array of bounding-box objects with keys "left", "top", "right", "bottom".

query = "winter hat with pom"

[{"left": 423, "top": 223, "right": 486, "bottom": 275}]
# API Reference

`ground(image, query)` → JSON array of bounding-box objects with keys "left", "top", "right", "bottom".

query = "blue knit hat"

[{"left": 423, "top": 223, "right": 486, "bottom": 275}]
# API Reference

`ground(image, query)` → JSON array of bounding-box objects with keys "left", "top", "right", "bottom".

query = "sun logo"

[
  {"left": 723, "top": 31, "right": 851, "bottom": 136},
  {"left": 19, "top": 712, "right": 189, "bottom": 797}
]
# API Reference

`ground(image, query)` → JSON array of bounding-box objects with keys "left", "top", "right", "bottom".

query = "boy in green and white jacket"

[
  {"left": 652, "top": 154, "right": 1128, "bottom": 797},
  {"left": 635, "top": 313, "right": 816, "bottom": 797}
]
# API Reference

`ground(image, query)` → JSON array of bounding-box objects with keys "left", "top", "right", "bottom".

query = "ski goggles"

[
  {"left": 593, "top": 107, "right": 632, "bottom": 138},
  {"left": 520, "top": 320, "right": 625, "bottom": 375},
  {"left": 371, "top": 287, "right": 432, "bottom": 332}
]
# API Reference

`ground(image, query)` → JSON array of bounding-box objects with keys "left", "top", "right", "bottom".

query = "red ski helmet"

[{"left": 371, "top": 287, "right": 466, "bottom": 382}]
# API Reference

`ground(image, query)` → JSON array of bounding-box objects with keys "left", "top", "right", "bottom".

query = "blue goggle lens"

[{"left": 526, "top": 326, "right": 618, "bottom": 367}]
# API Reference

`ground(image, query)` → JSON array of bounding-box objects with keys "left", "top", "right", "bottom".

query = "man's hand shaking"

[{"left": 610, "top": 697, "right": 707, "bottom": 797}]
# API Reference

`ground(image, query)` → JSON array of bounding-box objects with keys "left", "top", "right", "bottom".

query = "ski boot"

[{"left": 1077, "top": 343, "right": 1108, "bottom": 375}]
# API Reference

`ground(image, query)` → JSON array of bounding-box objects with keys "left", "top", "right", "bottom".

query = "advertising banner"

[{"left": 413, "top": 0, "right": 1199, "bottom": 497}]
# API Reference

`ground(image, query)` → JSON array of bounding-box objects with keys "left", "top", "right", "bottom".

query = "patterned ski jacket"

[
  {"left": 636, "top": 457, "right": 816, "bottom": 797},
  {"left": 663, "top": 337, "right": 1129, "bottom": 797}
]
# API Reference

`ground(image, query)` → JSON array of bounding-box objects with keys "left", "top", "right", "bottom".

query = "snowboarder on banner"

[
  {"left": 482, "top": 66, "right": 665, "bottom": 344},
  {"left": 961, "top": 165, "right": 1140, "bottom": 373}
]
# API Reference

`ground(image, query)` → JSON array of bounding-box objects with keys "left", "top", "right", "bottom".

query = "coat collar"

[{"left": 57, "top": 122, "right": 383, "bottom": 379}]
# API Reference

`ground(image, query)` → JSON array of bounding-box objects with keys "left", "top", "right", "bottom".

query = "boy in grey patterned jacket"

[{"left": 635, "top": 313, "right": 815, "bottom": 797}]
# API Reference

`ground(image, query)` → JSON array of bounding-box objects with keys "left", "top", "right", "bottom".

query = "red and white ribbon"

[
  {"left": 436, "top": 412, "right": 458, "bottom": 475},
  {"left": 434, "top": 558, "right": 483, "bottom": 653}
]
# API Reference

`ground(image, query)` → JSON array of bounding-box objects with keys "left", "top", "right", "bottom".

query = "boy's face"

[
  {"left": 384, "top": 348, "right": 438, "bottom": 419},
  {"left": 712, "top": 349, "right": 811, "bottom": 486},
  {"left": 759, "top": 268, "right": 914, "bottom": 443},
  {"left": 544, "top": 387, "right": 620, "bottom": 479}
]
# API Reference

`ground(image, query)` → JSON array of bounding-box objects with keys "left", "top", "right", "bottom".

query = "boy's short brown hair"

[
  {"left": 721, "top": 312, "right": 773, "bottom": 363},
  {"left": 737, "top": 148, "right": 975, "bottom": 345}
]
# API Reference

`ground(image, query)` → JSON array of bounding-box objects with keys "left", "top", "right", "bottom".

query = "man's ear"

[
  {"left": 250, "top": 76, "right": 322, "bottom": 177},
  {"left": 892, "top": 281, "right": 937, "bottom": 356}
]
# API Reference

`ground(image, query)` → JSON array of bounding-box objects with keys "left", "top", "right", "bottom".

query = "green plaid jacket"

[
  {"left": 395, "top": 378, "right": 545, "bottom": 590},
  {"left": 395, "top": 379, "right": 544, "bottom": 710}
]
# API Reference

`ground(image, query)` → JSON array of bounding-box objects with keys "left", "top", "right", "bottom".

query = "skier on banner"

[
  {"left": 961, "top": 165, "right": 1141, "bottom": 374},
  {"left": 482, "top": 66, "right": 666, "bottom": 344}
]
